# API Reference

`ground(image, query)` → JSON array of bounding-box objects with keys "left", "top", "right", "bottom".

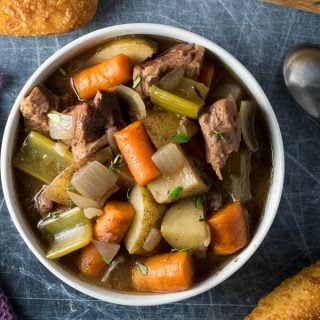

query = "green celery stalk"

[
  {"left": 38, "top": 207, "right": 92, "bottom": 259},
  {"left": 13, "top": 131, "right": 73, "bottom": 184},
  {"left": 172, "top": 77, "right": 209, "bottom": 105},
  {"left": 149, "top": 85, "right": 201, "bottom": 119}
]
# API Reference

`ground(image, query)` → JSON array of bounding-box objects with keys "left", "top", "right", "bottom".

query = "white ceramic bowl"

[{"left": 1, "top": 23, "right": 284, "bottom": 306}]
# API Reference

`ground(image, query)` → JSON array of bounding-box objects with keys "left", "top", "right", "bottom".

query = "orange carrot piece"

[
  {"left": 114, "top": 121, "right": 160, "bottom": 186},
  {"left": 132, "top": 251, "right": 193, "bottom": 293},
  {"left": 94, "top": 201, "right": 135, "bottom": 244},
  {"left": 208, "top": 201, "right": 249, "bottom": 255},
  {"left": 77, "top": 243, "right": 105, "bottom": 278},
  {"left": 73, "top": 54, "right": 132, "bottom": 99},
  {"left": 198, "top": 62, "right": 214, "bottom": 88}
]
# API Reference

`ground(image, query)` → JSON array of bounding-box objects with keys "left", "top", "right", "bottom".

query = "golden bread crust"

[
  {"left": 0, "top": 0, "right": 98, "bottom": 36},
  {"left": 245, "top": 260, "right": 320, "bottom": 320}
]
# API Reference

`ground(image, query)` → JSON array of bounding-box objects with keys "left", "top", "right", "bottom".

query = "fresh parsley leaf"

[
  {"left": 198, "top": 217, "right": 205, "bottom": 222},
  {"left": 132, "top": 75, "right": 142, "bottom": 89},
  {"left": 211, "top": 130, "right": 224, "bottom": 141},
  {"left": 194, "top": 195, "right": 205, "bottom": 209},
  {"left": 168, "top": 186, "right": 183, "bottom": 199},
  {"left": 59, "top": 67, "right": 68, "bottom": 76},
  {"left": 48, "top": 113, "right": 61, "bottom": 124},
  {"left": 108, "top": 154, "right": 125, "bottom": 172},
  {"left": 102, "top": 256, "right": 112, "bottom": 265},
  {"left": 172, "top": 133, "right": 190, "bottom": 143},
  {"left": 136, "top": 262, "right": 148, "bottom": 275},
  {"left": 65, "top": 185, "right": 76, "bottom": 191}
]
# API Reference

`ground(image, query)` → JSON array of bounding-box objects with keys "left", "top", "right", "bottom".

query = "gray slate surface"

[{"left": 1, "top": 0, "right": 320, "bottom": 319}]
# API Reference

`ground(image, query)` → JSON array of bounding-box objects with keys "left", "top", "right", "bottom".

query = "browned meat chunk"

[
  {"left": 199, "top": 97, "right": 241, "bottom": 180},
  {"left": 20, "top": 86, "right": 60, "bottom": 136},
  {"left": 34, "top": 186, "right": 53, "bottom": 217},
  {"left": 133, "top": 43, "right": 205, "bottom": 97},
  {"left": 65, "top": 91, "right": 124, "bottom": 160}
]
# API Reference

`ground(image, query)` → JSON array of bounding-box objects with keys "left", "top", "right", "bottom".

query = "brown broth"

[{"left": 13, "top": 35, "right": 272, "bottom": 293}]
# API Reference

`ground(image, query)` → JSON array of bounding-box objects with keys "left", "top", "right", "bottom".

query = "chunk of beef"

[
  {"left": 199, "top": 97, "right": 241, "bottom": 180},
  {"left": 65, "top": 91, "right": 124, "bottom": 160},
  {"left": 34, "top": 186, "right": 53, "bottom": 218},
  {"left": 20, "top": 86, "right": 60, "bottom": 136},
  {"left": 133, "top": 43, "right": 205, "bottom": 97}
]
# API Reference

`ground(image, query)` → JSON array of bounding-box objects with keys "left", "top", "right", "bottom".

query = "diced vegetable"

[
  {"left": 83, "top": 208, "right": 103, "bottom": 219},
  {"left": 147, "top": 147, "right": 208, "bottom": 204},
  {"left": 172, "top": 77, "right": 209, "bottom": 105},
  {"left": 73, "top": 54, "right": 132, "bottom": 100},
  {"left": 78, "top": 243, "right": 105, "bottom": 278},
  {"left": 85, "top": 36, "right": 157, "bottom": 67},
  {"left": 38, "top": 207, "right": 92, "bottom": 259},
  {"left": 54, "top": 142, "right": 70, "bottom": 158},
  {"left": 101, "top": 255, "right": 125, "bottom": 282},
  {"left": 94, "top": 201, "right": 135, "bottom": 244},
  {"left": 208, "top": 201, "right": 249, "bottom": 255},
  {"left": 222, "top": 149, "right": 252, "bottom": 203},
  {"left": 114, "top": 121, "right": 160, "bottom": 186},
  {"left": 240, "top": 100, "right": 258, "bottom": 152},
  {"left": 132, "top": 252, "right": 193, "bottom": 293},
  {"left": 67, "top": 191, "right": 102, "bottom": 209},
  {"left": 13, "top": 131, "right": 73, "bottom": 184},
  {"left": 143, "top": 107, "right": 198, "bottom": 149},
  {"left": 198, "top": 61, "right": 214, "bottom": 88},
  {"left": 71, "top": 161, "right": 118, "bottom": 199},
  {"left": 92, "top": 240, "right": 120, "bottom": 264},
  {"left": 158, "top": 68, "right": 184, "bottom": 91},
  {"left": 124, "top": 185, "right": 167, "bottom": 254},
  {"left": 116, "top": 85, "right": 146, "bottom": 120},
  {"left": 152, "top": 143, "right": 185, "bottom": 176},
  {"left": 142, "top": 228, "right": 162, "bottom": 252},
  {"left": 212, "top": 83, "right": 243, "bottom": 102},
  {"left": 149, "top": 85, "right": 202, "bottom": 119},
  {"left": 161, "top": 199, "right": 211, "bottom": 253},
  {"left": 48, "top": 112, "right": 75, "bottom": 140},
  {"left": 42, "top": 147, "right": 113, "bottom": 206}
]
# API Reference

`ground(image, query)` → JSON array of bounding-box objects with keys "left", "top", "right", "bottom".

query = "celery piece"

[
  {"left": 13, "top": 131, "right": 73, "bottom": 184},
  {"left": 172, "top": 77, "right": 209, "bottom": 105},
  {"left": 149, "top": 85, "right": 201, "bottom": 119},
  {"left": 38, "top": 207, "right": 92, "bottom": 259}
]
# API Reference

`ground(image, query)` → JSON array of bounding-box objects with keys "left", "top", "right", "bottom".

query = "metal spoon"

[{"left": 283, "top": 46, "right": 320, "bottom": 118}]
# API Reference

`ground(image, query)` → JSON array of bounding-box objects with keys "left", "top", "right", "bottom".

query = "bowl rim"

[{"left": 1, "top": 23, "right": 285, "bottom": 306}]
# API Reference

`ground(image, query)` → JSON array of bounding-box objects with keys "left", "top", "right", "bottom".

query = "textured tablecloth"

[{"left": 1, "top": 0, "right": 320, "bottom": 319}]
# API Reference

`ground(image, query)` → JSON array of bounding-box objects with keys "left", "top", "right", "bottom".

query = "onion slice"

[
  {"left": 240, "top": 100, "right": 258, "bottom": 152},
  {"left": 92, "top": 240, "right": 120, "bottom": 264},
  {"left": 158, "top": 68, "right": 184, "bottom": 91},
  {"left": 71, "top": 161, "right": 118, "bottom": 199},
  {"left": 116, "top": 85, "right": 146, "bottom": 120},
  {"left": 106, "top": 126, "right": 119, "bottom": 153},
  {"left": 83, "top": 208, "right": 103, "bottom": 219},
  {"left": 152, "top": 143, "right": 185, "bottom": 176},
  {"left": 101, "top": 255, "right": 125, "bottom": 283},
  {"left": 67, "top": 191, "right": 101, "bottom": 209},
  {"left": 142, "top": 228, "right": 162, "bottom": 252},
  {"left": 48, "top": 112, "right": 75, "bottom": 140}
]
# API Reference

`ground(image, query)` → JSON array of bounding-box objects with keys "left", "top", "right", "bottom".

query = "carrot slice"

[
  {"left": 73, "top": 54, "right": 132, "bottom": 99},
  {"left": 198, "top": 62, "right": 214, "bottom": 88},
  {"left": 114, "top": 121, "right": 160, "bottom": 186},
  {"left": 208, "top": 201, "right": 249, "bottom": 255},
  {"left": 77, "top": 243, "right": 105, "bottom": 278},
  {"left": 132, "top": 251, "right": 193, "bottom": 293},
  {"left": 93, "top": 201, "right": 135, "bottom": 244}
]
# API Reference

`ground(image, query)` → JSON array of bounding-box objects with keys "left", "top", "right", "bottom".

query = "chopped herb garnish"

[
  {"left": 108, "top": 154, "right": 125, "bottom": 172},
  {"left": 211, "top": 130, "right": 224, "bottom": 141},
  {"left": 193, "top": 85, "right": 205, "bottom": 102},
  {"left": 198, "top": 218, "right": 205, "bottom": 222},
  {"left": 177, "top": 247, "right": 192, "bottom": 252},
  {"left": 102, "top": 256, "right": 112, "bottom": 265},
  {"left": 65, "top": 185, "right": 76, "bottom": 191},
  {"left": 132, "top": 75, "right": 142, "bottom": 89},
  {"left": 168, "top": 186, "right": 184, "bottom": 199},
  {"left": 59, "top": 67, "right": 68, "bottom": 76},
  {"left": 172, "top": 133, "right": 190, "bottom": 143},
  {"left": 49, "top": 212, "right": 60, "bottom": 219},
  {"left": 194, "top": 195, "right": 205, "bottom": 209},
  {"left": 48, "top": 113, "right": 61, "bottom": 124},
  {"left": 136, "top": 262, "right": 148, "bottom": 275}
]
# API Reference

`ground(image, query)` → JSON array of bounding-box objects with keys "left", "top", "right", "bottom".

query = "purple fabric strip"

[{"left": 0, "top": 287, "right": 16, "bottom": 320}]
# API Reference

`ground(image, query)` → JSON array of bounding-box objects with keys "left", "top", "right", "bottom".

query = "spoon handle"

[{"left": 263, "top": 0, "right": 320, "bottom": 14}]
